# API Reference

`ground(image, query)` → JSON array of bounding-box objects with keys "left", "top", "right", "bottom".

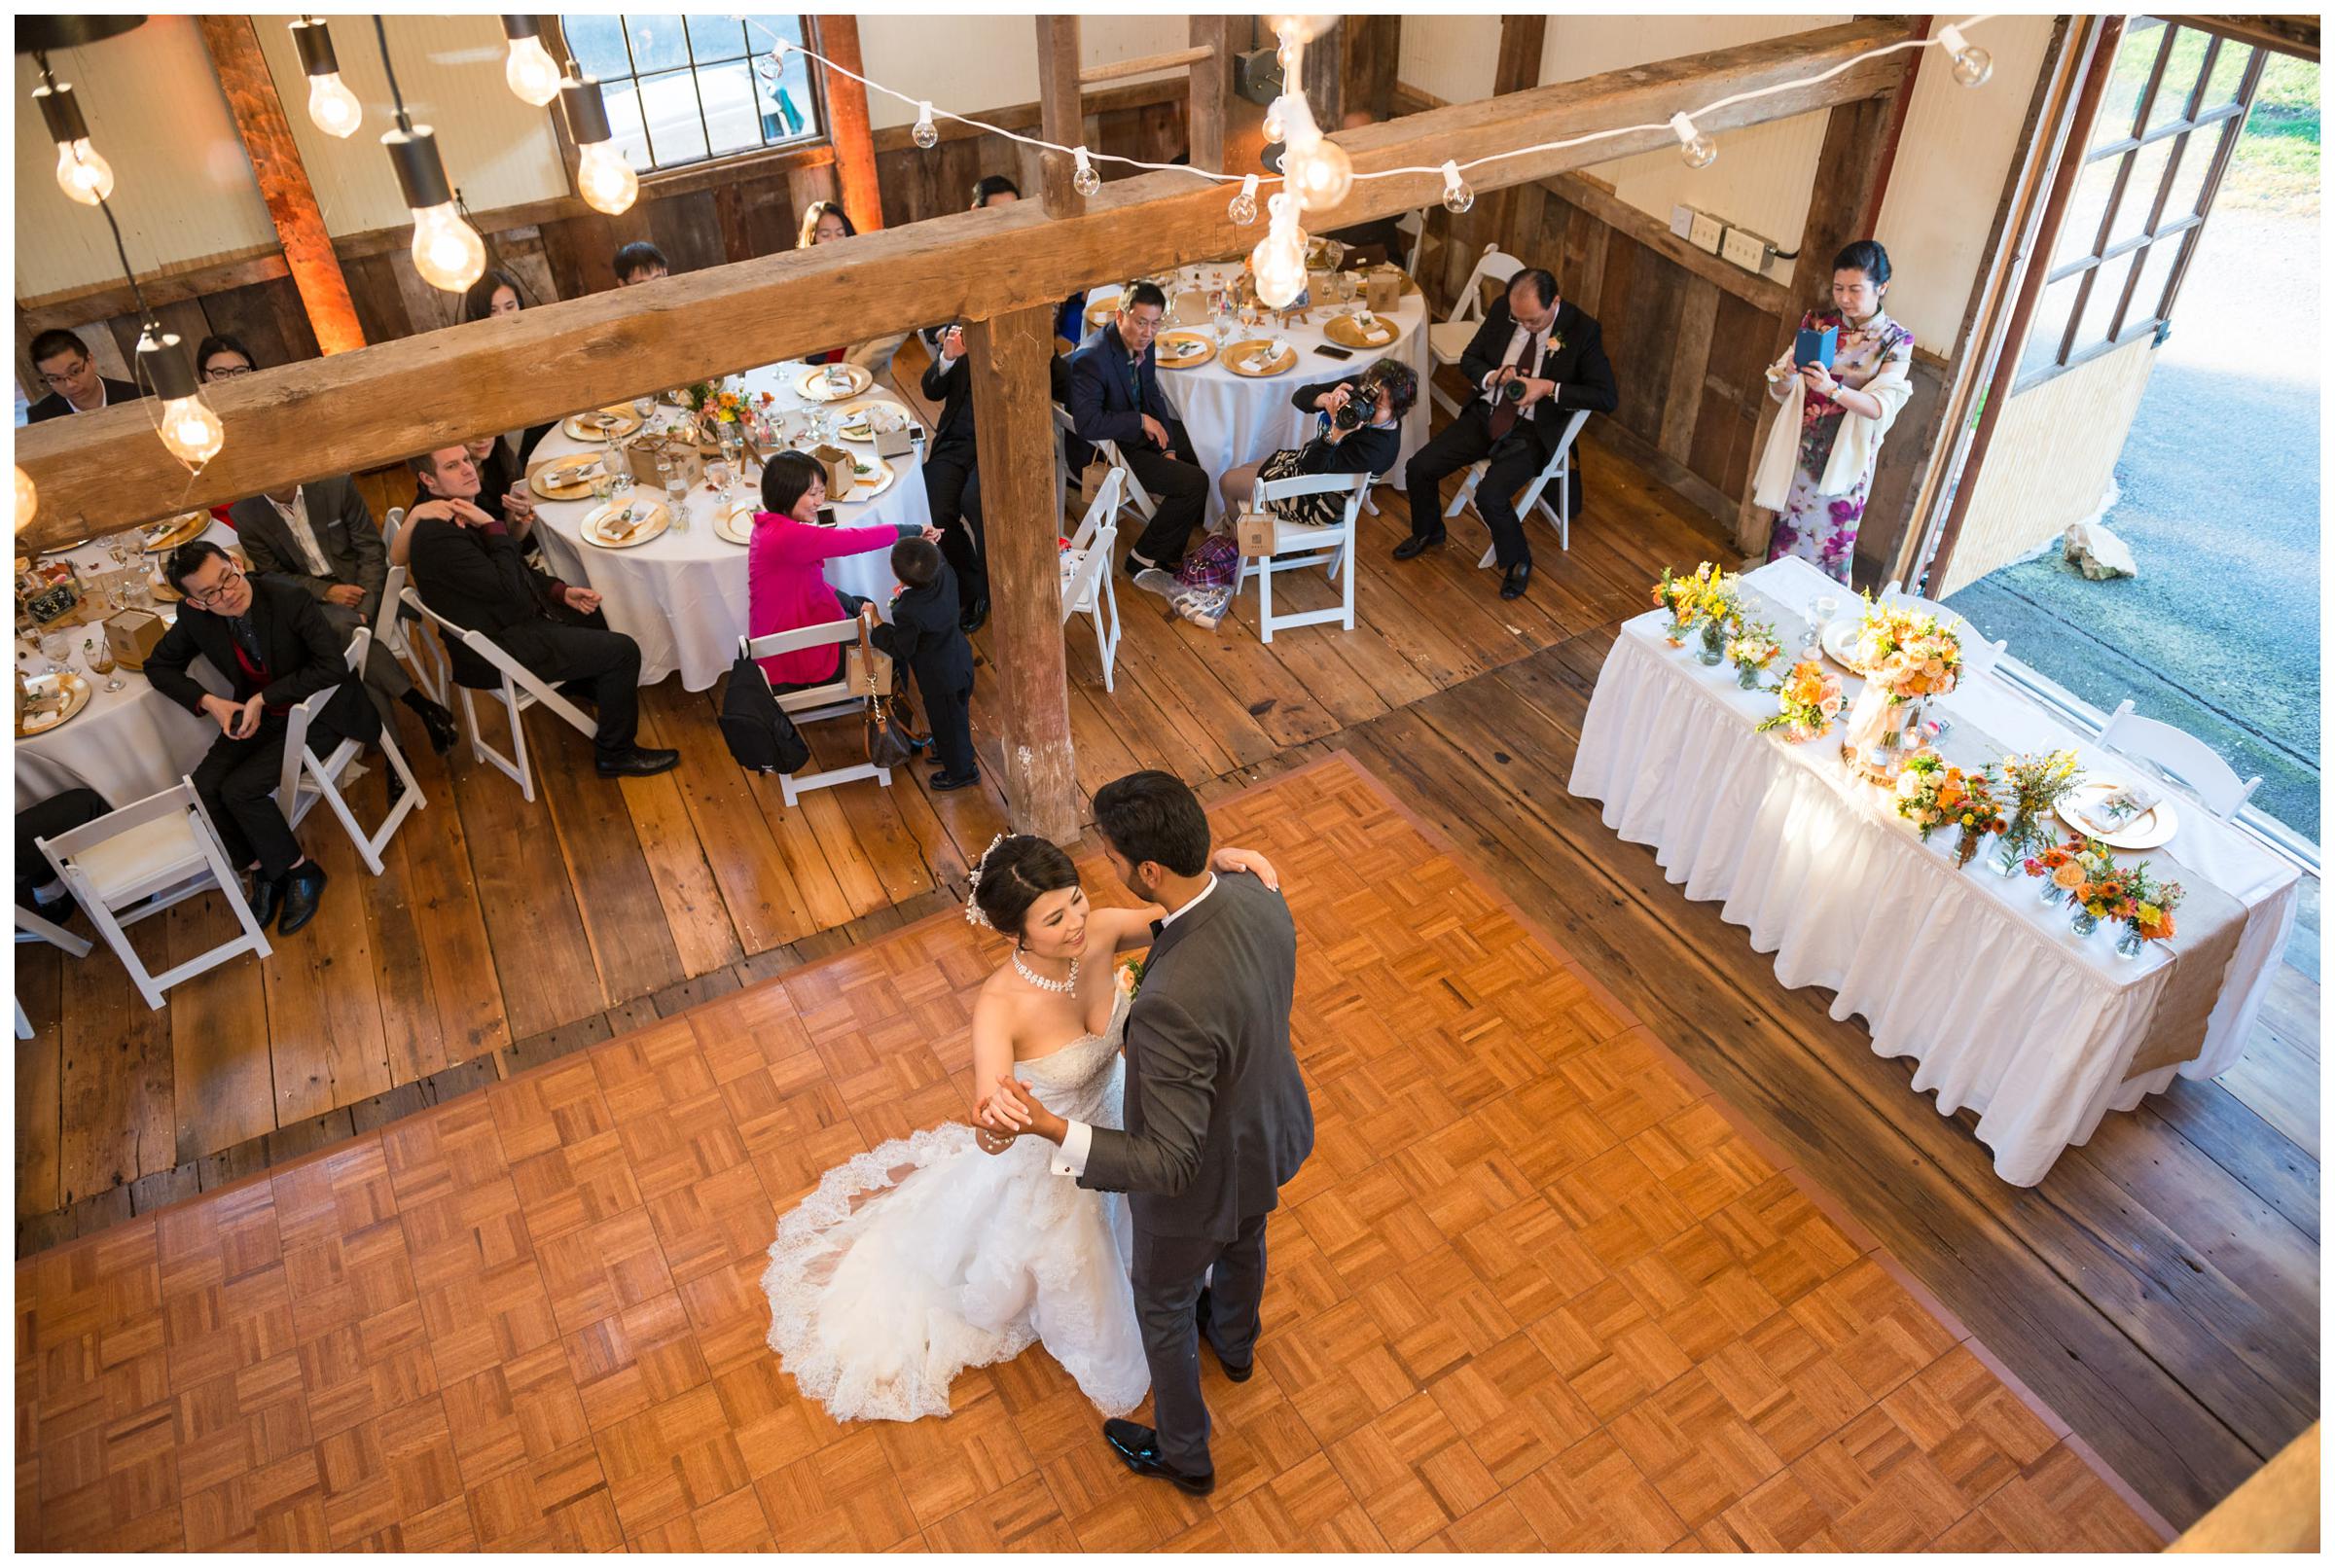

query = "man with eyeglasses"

[
  {"left": 25, "top": 328, "right": 140, "bottom": 423},
  {"left": 143, "top": 541, "right": 378, "bottom": 936}
]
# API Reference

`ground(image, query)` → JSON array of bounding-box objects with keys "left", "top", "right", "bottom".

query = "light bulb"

[
  {"left": 159, "top": 394, "right": 227, "bottom": 465},
  {"left": 1262, "top": 95, "right": 1287, "bottom": 145},
  {"left": 912, "top": 101, "right": 938, "bottom": 150},
  {"left": 54, "top": 139, "right": 113, "bottom": 205},
  {"left": 15, "top": 467, "right": 36, "bottom": 532},
  {"left": 1282, "top": 138, "right": 1352, "bottom": 211},
  {"left": 1440, "top": 159, "right": 1474, "bottom": 215},
  {"left": 576, "top": 140, "right": 638, "bottom": 214},
  {"left": 1670, "top": 111, "right": 1717, "bottom": 170},
  {"left": 410, "top": 201, "right": 486, "bottom": 292},
  {"left": 1071, "top": 147, "right": 1101, "bottom": 198},
  {"left": 1264, "top": 14, "right": 1335, "bottom": 44},
  {"left": 1228, "top": 172, "right": 1260, "bottom": 226},
  {"left": 1249, "top": 194, "right": 1310, "bottom": 308},
  {"left": 504, "top": 36, "right": 562, "bottom": 107},
  {"left": 1277, "top": 36, "right": 1302, "bottom": 75},
  {"left": 1938, "top": 25, "right": 1993, "bottom": 88},
  {"left": 306, "top": 73, "right": 362, "bottom": 137}
]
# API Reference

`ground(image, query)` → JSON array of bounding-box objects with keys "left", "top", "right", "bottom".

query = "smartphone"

[
  {"left": 1315, "top": 344, "right": 1356, "bottom": 361},
  {"left": 815, "top": 505, "right": 839, "bottom": 526}
]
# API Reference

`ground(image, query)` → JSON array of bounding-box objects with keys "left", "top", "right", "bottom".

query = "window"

[
  {"left": 2017, "top": 18, "right": 2265, "bottom": 387},
  {"left": 557, "top": 15, "right": 822, "bottom": 174}
]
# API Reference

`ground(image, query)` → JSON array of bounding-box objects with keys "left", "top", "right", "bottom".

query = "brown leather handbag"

[{"left": 854, "top": 607, "right": 917, "bottom": 769}]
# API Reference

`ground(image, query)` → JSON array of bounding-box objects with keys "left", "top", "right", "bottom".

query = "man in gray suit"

[
  {"left": 990, "top": 770, "right": 1313, "bottom": 1494},
  {"left": 230, "top": 475, "right": 457, "bottom": 756}
]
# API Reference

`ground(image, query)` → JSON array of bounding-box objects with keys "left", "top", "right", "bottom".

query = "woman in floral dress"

[{"left": 1755, "top": 240, "right": 1915, "bottom": 586}]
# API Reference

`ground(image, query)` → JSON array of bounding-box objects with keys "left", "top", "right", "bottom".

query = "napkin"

[{"left": 2082, "top": 781, "right": 2161, "bottom": 833}]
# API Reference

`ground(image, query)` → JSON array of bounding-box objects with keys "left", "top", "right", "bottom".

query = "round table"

[
  {"left": 15, "top": 523, "right": 234, "bottom": 810},
  {"left": 528, "top": 359, "right": 934, "bottom": 693},
  {"left": 1091, "top": 265, "right": 1433, "bottom": 483}
]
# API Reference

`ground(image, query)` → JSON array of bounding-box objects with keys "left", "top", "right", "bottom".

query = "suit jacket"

[
  {"left": 1066, "top": 323, "right": 1179, "bottom": 452},
  {"left": 919, "top": 343, "right": 977, "bottom": 448},
  {"left": 1456, "top": 298, "right": 1618, "bottom": 510},
  {"left": 406, "top": 515, "right": 570, "bottom": 690},
  {"left": 1079, "top": 873, "right": 1314, "bottom": 1241},
  {"left": 144, "top": 575, "right": 377, "bottom": 741},
  {"left": 874, "top": 563, "right": 975, "bottom": 699},
  {"left": 26, "top": 378, "right": 141, "bottom": 423},
  {"left": 228, "top": 478, "right": 387, "bottom": 622}
]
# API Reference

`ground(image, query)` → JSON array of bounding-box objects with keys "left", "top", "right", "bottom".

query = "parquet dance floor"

[{"left": 13, "top": 755, "right": 2167, "bottom": 1551}]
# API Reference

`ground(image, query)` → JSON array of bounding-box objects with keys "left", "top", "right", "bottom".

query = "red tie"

[{"left": 1489, "top": 332, "right": 1535, "bottom": 442}]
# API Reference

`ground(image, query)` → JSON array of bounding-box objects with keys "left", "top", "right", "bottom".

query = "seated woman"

[
  {"left": 459, "top": 267, "right": 557, "bottom": 466},
  {"left": 1215, "top": 358, "right": 1418, "bottom": 527},
  {"left": 798, "top": 201, "right": 906, "bottom": 377},
  {"left": 748, "top": 450, "right": 938, "bottom": 692},
  {"left": 196, "top": 335, "right": 261, "bottom": 529}
]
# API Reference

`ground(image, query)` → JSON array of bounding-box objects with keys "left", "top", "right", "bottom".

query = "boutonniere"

[
  {"left": 1551, "top": 331, "right": 1566, "bottom": 355},
  {"left": 1116, "top": 956, "right": 1145, "bottom": 1000}
]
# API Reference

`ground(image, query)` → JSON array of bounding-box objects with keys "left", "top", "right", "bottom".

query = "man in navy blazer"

[{"left": 1066, "top": 282, "right": 1209, "bottom": 575}]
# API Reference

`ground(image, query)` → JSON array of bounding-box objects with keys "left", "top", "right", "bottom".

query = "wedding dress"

[{"left": 762, "top": 992, "right": 1148, "bottom": 1422}]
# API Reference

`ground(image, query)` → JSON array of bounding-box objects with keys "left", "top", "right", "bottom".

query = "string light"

[
  {"left": 32, "top": 64, "right": 114, "bottom": 206},
  {"left": 500, "top": 16, "right": 563, "bottom": 107},
  {"left": 559, "top": 68, "right": 638, "bottom": 214},
  {"left": 289, "top": 18, "right": 362, "bottom": 139},
  {"left": 912, "top": 100, "right": 939, "bottom": 150},
  {"left": 139, "top": 328, "right": 226, "bottom": 465},
  {"left": 1261, "top": 94, "right": 1288, "bottom": 146},
  {"left": 375, "top": 19, "right": 485, "bottom": 293},
  {"left": 1264, "top": 14, "right": 1338, "bottom": 45},
  {"left": 1440, "top": 160, "right": 1473, "bottom": 215},
  {"left": 1071, "top": 146, "right": 1101, "bottom": 197},
  {"left": 1937, "top": 24, "right": 1993, "bottom": 87},
  {"left": 15, "top": 468, "right": 37, "bottom": 533},
  {"left": 1250, "top": 191, "right": 1309, "bottom": 308},
  {"left": 1279, "top": 99, "right": 1353, "bottom": 212},
  {"left": 1228, "top": 172, "right": 1260, "bottom": 225},
  {"left": 1669, "top": 110, "right": 1718, "bottom": 169}
]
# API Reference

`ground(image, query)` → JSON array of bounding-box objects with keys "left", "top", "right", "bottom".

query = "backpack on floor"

[{"left": 720, "top": 652, "right": 811, "bottom": 773}]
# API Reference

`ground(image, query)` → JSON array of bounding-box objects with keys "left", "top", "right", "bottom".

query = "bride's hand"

[
  {"left": 974, "top": 1122, "right": 1018, "bottom": 1155},
  {"left": 1211, "top": 845, "right": 1280, "bottom": 891}
]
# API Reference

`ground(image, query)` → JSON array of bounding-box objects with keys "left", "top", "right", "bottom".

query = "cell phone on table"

[{"left": 1315, "top": 344, "right": 1356, "bottom": 360}]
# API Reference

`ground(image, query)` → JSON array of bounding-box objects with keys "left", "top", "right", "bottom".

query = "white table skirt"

[
  {"left": 1569, "top": 556, "right": 2301, "bottom": 1186},
  {"left": 529, "top": 360, "right": 931, "bottom": 693}
]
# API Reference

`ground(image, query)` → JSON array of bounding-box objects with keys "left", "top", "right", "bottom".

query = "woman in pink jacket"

[{"left": 749, "top": 450, "right": 936, "bottom": 689}]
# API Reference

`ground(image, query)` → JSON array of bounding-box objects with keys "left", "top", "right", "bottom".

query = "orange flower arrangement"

[{"left": 1756, "top": 659, "right": 1843, "bottom": 743}]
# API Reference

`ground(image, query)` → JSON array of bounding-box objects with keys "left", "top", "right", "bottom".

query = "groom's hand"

[{"left": 993, "top": 1074, "right": 1067, "bottom": 1146}]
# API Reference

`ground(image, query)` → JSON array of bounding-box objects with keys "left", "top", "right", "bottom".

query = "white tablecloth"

[
  {"left": 1091, "top": 266, "right": 1432, "bottom": 484},
  {"left": 1569, "top": 555, "right": 2301, "bottom": 1185},
  {"left": 16, "top": 524, "right": 233, "bottom": 810},
  {"left": 528, "top": 359, "right": 933, "bottom": 693}
]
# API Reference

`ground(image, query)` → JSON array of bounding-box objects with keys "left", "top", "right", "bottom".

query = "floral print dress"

[{"left": 1765, "top": 309, "right": 1914, "bottom": 585}]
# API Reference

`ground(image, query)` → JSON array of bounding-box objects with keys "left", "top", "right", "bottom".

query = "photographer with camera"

[{"left": 1215, "top": 359, "right": 1419, "bottom": 533}]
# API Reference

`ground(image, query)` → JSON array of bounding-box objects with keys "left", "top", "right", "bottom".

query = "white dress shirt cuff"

[{"left": 1052, "top": 1120, "right": 1093, "bottom": 1178}]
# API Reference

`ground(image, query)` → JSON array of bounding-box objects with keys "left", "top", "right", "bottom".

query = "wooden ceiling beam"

[{"left": 15, "top": 18, "right": 1910, "bottom": 547}]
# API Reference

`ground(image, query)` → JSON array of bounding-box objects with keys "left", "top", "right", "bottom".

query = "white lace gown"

[{"left": 761, "top": 994, "right": 1148, "bottom": 1422}]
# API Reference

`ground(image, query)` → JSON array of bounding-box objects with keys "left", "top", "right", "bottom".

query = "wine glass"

[
  {"left": 1810, "top": 593, "right": 1841, "bottom": 658},
  {"left": 86, "top": 636, "right": 122, "bottom": 693},
  {"left": 40, "top": 630, "right": 71, "bottom": 675},
  {"left": 632, "top": 394, "right": 656, "bottom": 424}
]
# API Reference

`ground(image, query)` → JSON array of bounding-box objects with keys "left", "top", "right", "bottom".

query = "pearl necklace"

[{"left": 1013, "top": 951, "right": 1080, "bottom": 995}]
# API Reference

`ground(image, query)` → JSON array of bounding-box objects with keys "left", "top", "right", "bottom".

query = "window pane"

[
  {"left": 2075, "top": 250, "right": 2138, "bottom": 348},
  {"left": 2023, "top": 271, "right": 2087, "bottom": 377},
  {"left": 2160, "top": 128, "right": 2214, "bottom": 220},
  {"left": 2057, "top": 153, "right": 2127, "bottom": 267},
  {"left": 2107, "top": 135, "right": 2175, "bottom": 246},
  {"left": 562, "top": 14, "right": 632, "bottom": 79},
  {"left": 599, "top": 77, "right": 654, "bottom": 169},
  {"left": 2201, "top": 37, "right": 2255, "bottom": 109},
  {"left": 686, "top": 14, "right": 750, "bottom": 63},
  {"left": 626, "top": 16, "right": 690, "bottom": 75},
  {"left": 2125, "top": 235, "right": 2184, "bottom": 333},
  {"left": 2146, "top": 25, "right": 2209, "bottom": 132},
  {"left": 2096, "top": 19, "right": 2168, "bottom": 143},
  {"left": 636, "top": 68, "right": 709, "bottom": 165},
  {"left": 698, "top": 59, "right": 762, "bottom": 156}
]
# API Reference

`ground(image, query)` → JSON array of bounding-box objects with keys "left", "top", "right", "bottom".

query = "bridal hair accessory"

[{"left": 963, "top": 833, "right": 1007, "bottom": 929}]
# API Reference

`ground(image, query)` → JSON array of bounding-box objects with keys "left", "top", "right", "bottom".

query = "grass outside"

[{"left": 2225, "top": 50, "right": 2320, "bottom": 214}]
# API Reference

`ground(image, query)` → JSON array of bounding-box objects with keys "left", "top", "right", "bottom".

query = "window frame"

[{"left": 551, "top": 14, "right": 830, "bottom": 185}]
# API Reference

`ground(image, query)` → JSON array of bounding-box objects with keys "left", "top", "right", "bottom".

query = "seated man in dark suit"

[
  {"left": 404, "top": 445, "right": 678, "bottom": 780},
  {"left": 229, "top": 475, "right": 458, "bottom": 755},
  {"left": 25, "top": 328, "right": 140, "bottom": 423},
  {"left": 1399, "top": 267, "right": 1618, "bottom": 601},
  {"left": 148, "top": 542, "right": 376, "bottom": 935},
  {"left": 918, "top": 324, "right": 989, "bottom": 633},
  {"left": 1067, "top": 282, "right": 1209, "bottom": 577}
]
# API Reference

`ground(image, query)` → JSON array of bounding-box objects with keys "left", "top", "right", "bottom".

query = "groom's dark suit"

[{"left": 1076, "top": 871, "right": 1313, "bottom": 1477}]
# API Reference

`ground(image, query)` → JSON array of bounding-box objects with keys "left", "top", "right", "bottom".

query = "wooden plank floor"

[{"left": 12, "top": 757, "right": 2170, "bottom": 1551}]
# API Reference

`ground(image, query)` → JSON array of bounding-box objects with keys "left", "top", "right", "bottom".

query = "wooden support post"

[
  {"left": 1300, "top": 20, "right": 1346, "bottom": 130},
  {"left": 1343, "top": 15, "right": 1402, "bottom": 123},
  {"left": 814, "top": 16, "right": 882, "bottom": 232},
  {"left": 1477, "top": 16, "right": 1549, "bottom": 265},
  {"left": 965, "top": 304, "right": 1079, "bottom": 842},
  {"left": 1187, "top": 18, "right": 1234, "bottom": 172},
  {"left": 196, "top": 16, "right": 365, "bottom": 355},
  {"left": 1036, "top": 15, "right": 1086, "bottom": 216}
]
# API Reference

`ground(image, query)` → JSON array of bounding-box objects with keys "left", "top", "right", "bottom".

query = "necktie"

[
  {"left": 1149, "top": 918, "right": 1165, "bottom": 939},
  {"left": 1489, "top": 331, "right": 1537, "bottom": 442},
  {"left": 227, "top": 614, "right": 264, "bottom": 666}
]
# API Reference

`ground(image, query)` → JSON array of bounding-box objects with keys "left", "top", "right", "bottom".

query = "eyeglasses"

[
  {"left": 39, "top": 360, "right": 89, "bottom": 388},
  {"left": 184, "top": 563, "right": 247, "bottom": 606},
  {"left": 203, "top": 363, "right": 255, "bottom": 378}
]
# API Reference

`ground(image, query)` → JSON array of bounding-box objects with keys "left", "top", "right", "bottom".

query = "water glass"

[{"left": 40, "top": 631, "right": 71, "bottom": 674}]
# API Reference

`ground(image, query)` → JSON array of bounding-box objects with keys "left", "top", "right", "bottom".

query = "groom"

[{"left": 987, "top": 770, "right": 1312, "bottom": 1494}]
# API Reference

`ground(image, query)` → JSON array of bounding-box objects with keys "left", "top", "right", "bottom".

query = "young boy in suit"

[{"left": 876, "top": 537, "right": 979, "bottom": 792}]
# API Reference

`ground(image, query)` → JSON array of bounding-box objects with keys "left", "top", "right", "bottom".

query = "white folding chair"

[
  {"left": 738, "top": 619, "right": 895, "bottom": 807},
  {"left": 1060, "top": 469, "right": 1127, "bottom": 691},
  {"left": 36, "top": 779, "right": 272, "bottom": 1011},
  {"left": 1428, "top": 243, "right": 1525, "bottom": 417},
  {"left": 16, "top": 903, "right": 93, "bottom": 1039},
  {"left": 1055, "top": 402, "right": 1158, "bottom": 526},
  {"left": 374, "top": 551, "right": 448, "bottom": 706},
  {"left": 1878, "top": 580, "right": 2009, "bottom": 682},
  {"left": 1394, "top": 208, "right": 1427, "bottom": 277},
  {"left": 2096, "top": 700, "right": 2263, "bottom": 819},
  {"left": 401, "top": 587, "right": 599, "bottom": 803},
  {"left": 1452, "top": 407, "right": 1592, "bottom": 569},
  {"left": 275, "top": 626, "right": 424, "bottom": 875},
  {"left": 1235, "top": 471, "right": 1371, "bottom": 643}
]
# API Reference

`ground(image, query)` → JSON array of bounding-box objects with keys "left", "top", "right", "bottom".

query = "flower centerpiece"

[
  {"left": 1696, "top": 574, "right": 1744, "bottom": 665},
  {"left": 1756, "top": 659, "right": 1844, "bottom": 743},
  {"left": 1893, "top": 752, "right": 2007, "bottom": 868},
  {"left": 2122, "top": 874, "right": 2184, "bottom": 959},
  {"left": 1841, "top": 599, "right": 1963, "bottom": 781},
  {"left": 681, "top": 379, "right": 748, "bottom": 446},
  {"left": 1653, "top": 562, "right": 1722, "bottom": 645},
  {"left": 2025, "top": 836, "right": 2146, "bottom": 938},
  {"left": 1991, "top": 749, "right": 2082, "bottom": 876},
  {"left": 1726, "top": 620, "right": 1783, "bottom": 690}
]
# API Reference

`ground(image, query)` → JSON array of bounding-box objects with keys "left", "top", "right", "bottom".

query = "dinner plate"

[
  {"left": 1820, "top": 618, "right": 1873, "bottom": 675},
  {"left": 713, "top": 502, "right": 758, "bottom": 545},
  {"left": 1154, "top": 331, "right": 1217, "bottom": 369},
  {"left": 16, "top": 672, "right": 90, "bottom": 738},
  {"left": 1226, "top": 339, "right": 1297, "bottom": 377},
  {"left": 527, "top": 454, "right": 609, "bottom": 501},
  {"left": 580, "top": 498, "right": 670, "bottom": 549},
  {"left": 2057, "top": 779, "right": 2180, "bottom": 850},
  {"left": 140, "top": 512, "right": 209, "bottom": 553},
  {"left": 563, "top": 406, "right": 644, "bottom": 442},
  {"left": 796, "top": 363, "right": 872, "bottom": 402},
  {"left": 835, "top": 398, "right": 912, "bottom": 442},
  {"left": 1324, "top": 313, "right": 1397, "bottom": 349}
]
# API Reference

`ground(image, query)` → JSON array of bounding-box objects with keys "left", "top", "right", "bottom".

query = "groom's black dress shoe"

[
  {"left": 1102, "top": 1419, "right": 1215, "bottom": 1495},
  {"left": 1194, "top": 1289, "right": 1252, "bottom": 1381}
]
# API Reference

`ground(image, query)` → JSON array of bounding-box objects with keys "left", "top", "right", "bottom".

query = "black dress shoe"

[
  {"left": 596, "top": 745, "right": 681, "bottom": 778},
  {"left": 1101, "top": 1419, "right": 1214, "bottom": 1495},
  {"left": 959, "top": 596, "right": 989, "bottom": 634},
  {"left": 413, "top": 697, "right": 459, "bottom": 757},
  {"left": 1392, "top": 531, "right": 1446, "bottom": 561},
  {"left": 929, "top": 768, "right": 980, "bottom": 792},
  {"left": 1195, "top": 1289, "right": 1253, "bottom": 1382},
  {"left": 1500, "top": 560, "right": 1532, "bottom": 600},
  {"left": 248, "top": 874, "right": 287, "bottom": 931},
  {"left": 276, "top": 861, "right": 328, "bottom": 938}
]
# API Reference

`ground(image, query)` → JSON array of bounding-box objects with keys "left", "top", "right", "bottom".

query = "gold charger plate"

[
  {"left": 1324, "top": 313, "right": 1399, "bottom": 350},
  {"left": 1155, "top": 331, "right": 1217, "bottom": 370},
  {"left": 837, "top": 455, "right": 896, "bottom": 501},
  {"left": 713, "top": 502, "right": 759, "bottom": 546},
  {"left": 2057, "top": 780, "right": 2180, "bottom": 850},
  {"left": 1225, "top": 339, "right": 1298, "bottom": 378},
  {"left": 835, "top": 398, "right": 912, "bottom": 442},
  {"left": 580, "top": 498, "right": 671, "bottom": 549},
  {"left": 563, "top": 406, "right": 644, "bottom": 442},
  {"left": 796, "top": 363, "right": 873, "bottom": 403},
  {"left": 141, "top": 512, "right": 209, "bottom": 553},
  {"left": 17, "top": 672, "right": 91, "bottom": 739},
  {"left": 528, "top": 453, "right": 612, "bottom": 502}
]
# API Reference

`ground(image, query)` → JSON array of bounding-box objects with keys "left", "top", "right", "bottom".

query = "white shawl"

[{"left": 1752, "top": 338, "right": 1914, "bottom": 512}]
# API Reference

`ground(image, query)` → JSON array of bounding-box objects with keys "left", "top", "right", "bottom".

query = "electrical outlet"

[
  {"left": 1721, "top": 227, "right": 1775, "bottom": 273},
  {"left": 1688, "top": 212, "right": 1724, "bottom": 254},
  {"left": 1670, "top": 203, "right": 1697, "bottom": 241}
]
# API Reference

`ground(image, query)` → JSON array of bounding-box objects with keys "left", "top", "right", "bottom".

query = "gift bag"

[
  {"left": 1366, "top": 269, "right": 1403, "bottom": 315},
  {"left": 1236, "top": 510, "right": 1276, "bottom": 559},
  {"left": 811, "top": 444, "right": 857, "bottom": 500}
]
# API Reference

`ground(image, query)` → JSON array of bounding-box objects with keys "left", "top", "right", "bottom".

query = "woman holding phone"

[{"left": 1753, "top": 240, "right": 1914, "bottom": 585}]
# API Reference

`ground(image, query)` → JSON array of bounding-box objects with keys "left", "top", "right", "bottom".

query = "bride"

[{"left": 761, "top": 832, "right": 1281, "bottom": 1423}]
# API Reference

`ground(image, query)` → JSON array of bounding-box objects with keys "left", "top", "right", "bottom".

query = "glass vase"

[
  {"left": 2037, "top": 873, "right": 2066, "bottom": 906},
  {"left": 2070, "top": 908, "right": 2099, "bottom": 939},
  {"left": 1992, "top": 815, "right": 2036, "bottom": 877},
  {"left": 2114, "top": 922, "right": 2145, "bottom": 960},
  {"left": 1696, "top": 620, "right": 1726, "bottom": 666},
  {"left": 1736, "top": 661, "right": 1764, "bottom": 690}
]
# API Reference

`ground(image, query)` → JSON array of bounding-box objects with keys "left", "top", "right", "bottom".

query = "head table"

[
  {"left": 1568, "top": 554, "right": 2301, "bottom": 1186},
  {"left": 526, "top": 358, "right": 933, "bottom": 694}
]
